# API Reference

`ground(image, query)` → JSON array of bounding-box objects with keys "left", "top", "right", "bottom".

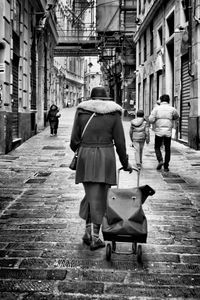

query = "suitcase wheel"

[
  {"left": 137, "top": 245, "right": 142, "bottom": 263},
  {"left": 132, "top": 242, "right": 137, "bottom": 254},
  {"left": 112, "top": 241, "right": 116, "bottom": 252},
  {"left": 106, "top": 243, "right": 112, "bottom": 261}
]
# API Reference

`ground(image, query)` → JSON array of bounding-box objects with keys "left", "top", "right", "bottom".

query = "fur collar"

[{"left": 77, "top": 100, "right": 122, "bottom": 114}]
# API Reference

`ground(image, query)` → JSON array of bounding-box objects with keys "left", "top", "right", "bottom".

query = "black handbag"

[
  {"left": 69, "top": 149, "right": 78, "bottom": 170},
  {"left": 69, "top": 113, "right": 96, "bottom": 170}
]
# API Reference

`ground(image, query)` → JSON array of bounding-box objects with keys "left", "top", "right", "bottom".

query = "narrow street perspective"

[
  {"left": 0, "top": 107, "right": 200, "bottom": 300},
  {"left": 1, "top": 0, "right": 200, "bottom": 299}
]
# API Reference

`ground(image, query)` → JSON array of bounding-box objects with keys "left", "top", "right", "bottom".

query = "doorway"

[{"left": 166, "top": 39, "right": 174, "bottom": 104}]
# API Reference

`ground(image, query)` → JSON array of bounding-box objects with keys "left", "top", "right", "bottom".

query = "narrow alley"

[{"left": 0, "top": 107, "right": 200, "bottom": 299}]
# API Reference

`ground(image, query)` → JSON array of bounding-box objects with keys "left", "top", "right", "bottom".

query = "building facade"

[
  {"left": 84, "top": 57, "right": 102, "bottom": 100},
  {"left": 96, "top": 0, "right": 137, "bottom": 109},
  {"left": 134, "top": 0, "right": 200, "bottom": 149},
  {"left": 53, "top": 56, "right": 85, "bottom": 107},
  {"left": 0, "top": 0, "right": 91, "bottom": 154},
  {"left": 0, "top": 0, "right": 58, "bottom": 154},
  {"left": 54, "top": 0, "right": 87, "bottom": 107}
]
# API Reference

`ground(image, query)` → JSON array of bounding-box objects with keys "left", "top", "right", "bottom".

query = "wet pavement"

[{"left": 0, "top": 107, "right": 200, "bottom": 300}]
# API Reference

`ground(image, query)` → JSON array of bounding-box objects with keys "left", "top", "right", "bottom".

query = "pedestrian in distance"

[
  {"left": 70, "top": 86, "right": 132, "bottom": 251},
  {"left": 149, "top": 94, "right": 179, "bottom": 172},
  {"left": 129, "top": 109, "right": 150, "bottom": 170},
  {"left": 46, "top": 104, "right": 61, "bottom": 136}
]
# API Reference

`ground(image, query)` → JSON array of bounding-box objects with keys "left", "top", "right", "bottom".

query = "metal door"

[
  {"left": 12, "top": 53, "right": 19, "bottom": 140},
  {"left": 180, "top": 55, "right": 190, "bottom": 142}
]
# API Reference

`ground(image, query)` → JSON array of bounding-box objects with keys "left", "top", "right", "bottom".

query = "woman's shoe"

[
  {"left": 90, "top": 237, "right": 105, "bottom": 251},
  {"left": 156, "top": 161, "right": 163, "bottom": 170},
  {"left": 82, "top": 232, "right": 92, "bottom": 246}
]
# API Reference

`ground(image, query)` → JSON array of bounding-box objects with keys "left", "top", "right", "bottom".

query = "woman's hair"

[
  {"left": 50, "top": 104, "right": 57, "bottom": 109},
  {"left": 136, "top": 110, "right": 144, "bottom": 117},
  {"left": 160, "top": 94, "right": 170, "bottom": 103}
]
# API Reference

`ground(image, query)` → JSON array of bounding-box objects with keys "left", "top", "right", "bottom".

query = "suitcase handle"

[{"left": 117, "top": 167, "right": 140, "bottom": 188}]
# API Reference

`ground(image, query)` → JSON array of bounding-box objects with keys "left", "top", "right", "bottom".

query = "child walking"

[
  {"left": 46, "top": 104, "right": 61, "bottom": 136},
  {"left": 129, "top": 110, "right": 150, "bottom": 169}
]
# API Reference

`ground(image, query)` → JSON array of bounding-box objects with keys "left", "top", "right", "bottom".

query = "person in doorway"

[
  {"left": 70, "top": 86, "right": 132, "bottom": 251},
  {"left": 129, "top": 109, "right": 150, "bottom": 170},
  {"left": 46, "top": 104, "right": 61, "bottom": 136},
  {"left": 149, "top": 94, "right": 179, "bottom": 172}
]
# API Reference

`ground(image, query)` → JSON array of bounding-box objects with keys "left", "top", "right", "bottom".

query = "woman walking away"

[
  {"left": 129, "top": 109, "right": 150, "bottom": 170},
  {"left": 46, "top": 104, "right": 61, "bottom": 136},
  {"left": 70, "top": 86, "right": 132, "bottom": 251}
]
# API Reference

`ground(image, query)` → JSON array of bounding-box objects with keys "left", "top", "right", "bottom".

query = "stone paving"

[{"left": 0, "top": 107, "right": 200, "bottom": 300}]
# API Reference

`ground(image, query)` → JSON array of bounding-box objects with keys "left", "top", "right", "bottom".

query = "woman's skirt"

[
  {"left": 75, "top": 146, "right": 116, "bottom": 185},
  {"left": 79, "top": 182, "right": 110, "bottom": 224}
]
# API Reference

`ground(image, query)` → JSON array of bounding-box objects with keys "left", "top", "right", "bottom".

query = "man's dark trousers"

[{"left": 155, "top": 135, "right": 171, "bottom": 169}]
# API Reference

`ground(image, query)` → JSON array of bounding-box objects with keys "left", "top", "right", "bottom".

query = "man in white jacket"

[{"left": 149, "top": 94, "right": 179, "bottom": 172}]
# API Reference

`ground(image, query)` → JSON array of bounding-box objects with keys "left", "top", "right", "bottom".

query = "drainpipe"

[{"left": 188, "top": 0, "right": 194, "bottom": 77}]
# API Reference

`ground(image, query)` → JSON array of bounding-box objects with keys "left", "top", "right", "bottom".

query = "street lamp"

[{"left": 88, "top": 62, "right": 93, "bottom": 97}]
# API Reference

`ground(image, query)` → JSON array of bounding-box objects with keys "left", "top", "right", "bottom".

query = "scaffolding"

[
  {"left": 54, "top": 0, "right": 98, "bottom": 56},
  {"left": 54, "top": 0, "right": 137, "bottom": 58}
]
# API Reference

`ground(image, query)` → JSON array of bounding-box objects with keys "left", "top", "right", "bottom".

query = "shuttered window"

[
  {"left": 180, "top": 55, "right": 190, "bottom": 141},
  {"left": 12, "top": 30, "right": 20, "bottom": 140},
  {"left": 12, "top": 54, "right": 19, "bottom": 139},
  {"left": 31, "top": 35, "right": 36, "bottom": 110}
]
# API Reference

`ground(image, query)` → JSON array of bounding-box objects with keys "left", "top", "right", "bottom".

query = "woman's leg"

[
  {"left": 85, "top": 208, "right": 91, "bottom": 232},
  {"left": 54, "top": 121, "right": 58, "bottom": 135},
  {"left": 82, "top": 182, "right": 109, "bottom": 250},
  {"left": 54, "top": 128, "right": 57, "bottom": 135},
  {"left": 50, "top": 124, "right": 53, "bottom": 136},
  {"left": 80, "top": 187, "right": 92, "bottom": 245},
  {"left": 82, "top": 204, "right": 92, "bottom": 245}
]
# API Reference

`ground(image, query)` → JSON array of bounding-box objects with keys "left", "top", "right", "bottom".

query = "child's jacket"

[{"left": 129, "top": 117, "right": 150, "bottom": 143}]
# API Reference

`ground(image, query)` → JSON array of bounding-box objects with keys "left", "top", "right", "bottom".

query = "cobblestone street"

[{"left": 0, "top": 107, "right": 200, "bottom": 299}]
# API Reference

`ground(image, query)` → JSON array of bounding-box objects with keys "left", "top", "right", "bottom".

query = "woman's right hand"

[{"left": 124, "top": 163, "right": 133, "bottom": 173}]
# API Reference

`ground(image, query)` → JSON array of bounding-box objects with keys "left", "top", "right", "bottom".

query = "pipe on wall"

[{"left": 188, "top": 0, "right": 194, "bottom": 77}]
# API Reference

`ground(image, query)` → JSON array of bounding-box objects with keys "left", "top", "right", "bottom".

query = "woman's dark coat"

[
  {"left": 70, "top": 99, "right": 129, "bottom": 185},
  {"left": 46, "top": 105, "right": 60, "bottom": 129}
]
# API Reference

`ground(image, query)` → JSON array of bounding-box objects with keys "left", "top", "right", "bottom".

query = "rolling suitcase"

[{"left": 102, "top": 167, "right": 155, "bottom": 262}]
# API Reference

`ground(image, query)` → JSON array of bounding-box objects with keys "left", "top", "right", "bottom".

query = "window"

[
  {"left": 138, "top": 0, "right": 141, "bottom": 14},
  {"left": 13, "top": 0, "right": 21, "bottom": 35},
  {"left": 149, "top": 74, "right": 154, "bottom": 113},
  {"left": 158, "top": 26, "right": 163, "bottom": 47},
  {"left": 144, "top": 31, "right": 147, "bottom": 61},
  {"left": 150, "top": 22, "right": 154, "bottom": 55},
  {"left": 143, "top": 78, "right": 147, "bottom": 112},
  {"left": 124, "top": 0, "right": 137, "bottom": 30},
  {"left": 181, "top": 0, "right": 189, "bottom": 22},
  {"left": 138, "top": 82, "right": 141, "bottom": 107},
  {"left": 167, "top": 12, "right": 174, "bottom": 37},
  {"left": 138, "top": 39, "right": 141, "bottom": 65},
  {"left": 157, "top": 70, "right": 163, "bottom": 100}
]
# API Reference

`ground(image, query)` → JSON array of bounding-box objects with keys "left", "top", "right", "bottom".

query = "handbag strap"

[{"left": 81, "top": 112, "right": 96, "bottom": 139}]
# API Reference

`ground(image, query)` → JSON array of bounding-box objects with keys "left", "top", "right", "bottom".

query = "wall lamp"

[
  {"left": 135, "top": 18, "right": 142, "bottom": 25},
  {"left": 174, "top": 25, "right": 187, "bottom": 33},
  {"left": 194, "top": 15, "right": 200, "bottom": 24}
]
